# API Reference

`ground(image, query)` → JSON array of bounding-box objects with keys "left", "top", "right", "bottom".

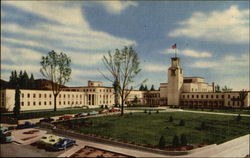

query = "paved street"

[{"left": 0, "top": 143, "right": 64, "bottom": 157}]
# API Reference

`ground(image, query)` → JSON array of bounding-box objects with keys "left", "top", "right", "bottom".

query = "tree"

[
  {"left": 40, "top": 50, "right": 71, "bottom": 111},
  {"left": 9, "top": 70, "right": 18, "bottom": 89},
  {"left": 29, "top": 73, "right": 36, "bottom": 89},
  {"left": 144, "top": 85, "right": 148, "bottom": 91},
  {"left": 215, "top": 84, "right": 221, "bottom": 92},
  {"left": 101, "top": 46, "right": 146, "bottom": 116},
  {"left": 150, "top": 85, "right": 155, "bottom": 91},
  {"left": 180, "top": 134, "right": 187, "bottom": 146},
  {"left": 172, "top": 135, "right": 180, "bottom": 147},
  {"left": 22, "top": 71, "right": 29, "bottom": 89},
  {"left": 169, "top": 115, "right": 173, "bottom": 122},
  {"left": 239, "top": 90, "right": 248, "bottom": 110},
  {"left": 221, "top": 85, "right": 232, "bottom": 92},
  {"left": 236, "top": 114, "right": 241, "bottom": 121},
  {"left": 158, "top": 136, "right": 166, "bottom": 148},
  {"left": 179, "top": 119, "right": 185, "bottom": 126},
  {"left": 113, "top": 79, "right": 120, "bottom": 106},
  {"left": 139, "top": 84, "right": 144, "bottom": 91},
  {"left": 13, "top": 84, "right": 21, "bottom": 119}
]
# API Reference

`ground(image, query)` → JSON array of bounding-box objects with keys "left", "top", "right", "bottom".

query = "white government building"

[{"left": 1, "top": 57, "right": 249, "bottom": 111}]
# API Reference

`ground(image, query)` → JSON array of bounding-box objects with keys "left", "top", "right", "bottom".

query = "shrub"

[
  {"left": 200, "top": 121, "right": 206, "bottom": 130},
  {"left": 144, "top": 109, "right": 147, "bottom": 113},
  {"left": 148, "top": 111, "right": 151, "bottom": 115},
  {"left": 180, "top": 134, "right": 187, "bottom": 146},
  {"left": 172, "top": 135, "right": 179, "bottom": 147},
  {"left": 158, "top": 136, "right": 166, "bottom": 148},
  {"left": 236, "top": 114, "right": 242, "bottom": 121},
  {"left": 105, "top": 105, "right": 108, "bottom": 109},
  {"left": 179, "top": 119, "right": 185, "bottom": 126},
  {"left": 169, "top": 116, "right": 173, "bottom": 122},
  {"left": 156, "top": 110, "right": 159, "bottom": 114},
  {"left": 130, "top": 112, "right": 133, "bottom": 115}
]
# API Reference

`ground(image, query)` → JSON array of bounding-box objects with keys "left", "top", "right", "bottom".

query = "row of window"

[
  {"left": 182, "top": 94, "right": 224, "bottom": 99},
  {"left": 66, "top": 88, "right": 113, "bottom": 93},
  {"left": 22, "top": 93, "right": 114, "bottom": 99},
  {"left": 21, "top": 100, "right": 84, "bottom": 106}
]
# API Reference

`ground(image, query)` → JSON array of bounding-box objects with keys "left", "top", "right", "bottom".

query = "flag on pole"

[{"left": 172, "top": 43, "right": 176, "bottom": 49}]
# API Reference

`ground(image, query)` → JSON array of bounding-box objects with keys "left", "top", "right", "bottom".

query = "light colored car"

[
  {"left": 39, "top": 134, "right": 63, "bottom": 146},
  {"left": 88, "top": 111, "right": 99, "bottom": 115}
]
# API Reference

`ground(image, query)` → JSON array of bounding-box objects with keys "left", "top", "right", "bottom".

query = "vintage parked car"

[
  {"left": 0, "top": 131, "right": 14, "bottom": 143},
  {"left": 39, "top": 117, "right": 55, "bottom": 123},
  {"left": 0, "top": 127, "right": 14, "bottom": 143},
  {"left": 74, "top": 113, "right": 88, "bottom": 118},
  {"left": 16, "top": 121, "right": 37, "bottom": 129},
  {"left": 88, "top": 111, "right": 99, "bottom": 115},
  {"left": 39, "top": 134, "right": 63, "bottom": 147},
  {"left": 53, "top": 138, "right": 76, "bottom": 150},
  {"left": 59, "top": 115, "right": 73, "bottom": 120},
  {"left": 99, "top": 109, "right": 109, "bottom": 114},
  {"left": 109, "top": 108, "right": 121, "bottom": 112}
]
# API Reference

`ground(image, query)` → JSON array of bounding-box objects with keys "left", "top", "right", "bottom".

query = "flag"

[{"left": 172, "top": 43, "right": 176, "bottom": 49}]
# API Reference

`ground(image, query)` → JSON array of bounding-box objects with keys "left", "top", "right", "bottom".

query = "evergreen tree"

[
  {"left": 150, "top": 84, "right": 155, "bottom": 91},
  {"left": 18, "top": 70, "right": 24, "bottom": 89},
  {"left": 144, "top": 85, "right": 148, "bottom": 91},
  {"left": 139, "top": 84, "right": 144, "bottom": 91},
  {"left": 29, "top": 73, "right": 35, "bottom": 89},
  {"left": 13, "top": 85, "right": 21, "bottom": 119},
  {"left": 158, "top": 136, "right": 166, "bottom": 148},
  {"left": 180, "top": 134, "right": 187, "bottom": 146},
  {"left": 169, "top": 115, "right": 173, "bottom": 122},
  {"left": 179, "top": 119, "right": 185, "bottom": 126},
  {"left": 9, "top": 71, "right": 14, "bottom": 88},
  {"left": 172, "top": 135, "right": 180, "bottom": 147},
  {"left": 22, "top": 71, "right": 29, "bottom": 89}
]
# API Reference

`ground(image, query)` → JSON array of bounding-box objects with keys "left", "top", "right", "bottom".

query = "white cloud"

[
  {"left": 168, "top": 5, "right": 249, "bottom": 44},
  {"left": 2, "top": 64, "right": 40, "bottom": 73},
  {"left": 161, "top": 48, "right": 212, "bottom": 58},
  {"left": 144, "top": 64, "right": 168, "bottom": 72},
  {"left": 1, "top": 1, "right": 137, "bottom": 84},
  {"left": 98, "top": 1, "right": 138, "bottom": 14},
  {"left": 190, "top": 61, "right": 218, "bottom": 68}
]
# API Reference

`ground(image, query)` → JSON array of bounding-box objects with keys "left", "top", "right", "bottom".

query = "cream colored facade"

[{"left": 1, "top": 57, "right": 249, "bottom": 112}]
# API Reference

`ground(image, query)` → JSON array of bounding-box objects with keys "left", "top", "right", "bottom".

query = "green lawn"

[
  {"left": 60, "top": 112, "right": 250, "bottom": 146},
  {"left": 181, "top": 108, "right": 250, "bottom": 115},
  {"left": 1, "top": 108, "right": 101, "bottom": 120}
]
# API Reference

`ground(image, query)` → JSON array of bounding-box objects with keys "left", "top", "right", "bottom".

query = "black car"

[
  {"left": 39, "top": 117, "right": 55, "bottom": 123},
  {"left": 16, "top": 121, "right": 37, "bottom": 129}
]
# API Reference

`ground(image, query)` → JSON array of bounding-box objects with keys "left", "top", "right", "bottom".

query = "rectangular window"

[
  {"left": 21, "top": 102, "right": 24, "bottom": 106},
  {"left": 192, "top": 95, "right": 194, "bottom": 98},
  {"left": 196, "top": 95, "right": 199, "bottom": 98},
  {"left": 33, "top": 94, "right": 36, "bottom": 98},
  {"left": 201, "top": 95, "right": 203, "bottom": 98},
  {"left": 59, "top": 94, "right": 61, "bottom": 98},
  {"left": 28, "top": 102, "right": 30, "bottom": 106},
  {"left": 211, "top": 95, "right": 213, "bottom": 98},
  {"left": 59, "top": 101, "right": 61, "bottom": 105},
  {"left": 44, "top": 102, "right": 46, "bottom": 105},
  {"left": 64, "top": 101, "right": 65, "bottom": 105},
  {"left": 228, "top": 101, "right": 230, "bottom": 105},
  {"left": 68, "top": 101, "right": 70, "bottom": 104},
  {"left": 222, "top": 95, "right": 224, "bottom": 98},
  {"left": 44, "top": 94, "right": 47, "bottom": 98},
  {"left": 216, "top": 95, "right": 218, "bottom": 98},
  {"left": 206, "top": 95, "right": 209, "bottom": 98},
  {"left": 228, "top": 95, "right": 230, "bottom": 98},
  {"left": 64, "top": 94, "right": 66, "bottom": 98},
  {"left": 22, "top": 94, "right": 24, "bottom": 98},
  {"left": 50, "top": 101, "right": 52, "bottom": 105},
  {"left": 39, "top": 102, "right": 41, "bottom": 106},
  {"left": 33, "top": 102, "right": 36, "bottom": 106},
  {"left": 50, "top": 94, "right": 52, "bottom": 98},
  {"left": 27, "top": 94, "right": 30, "bottom": 98},
  {"left": 39, "top": 94, "right": 41, "bottom": 98}
]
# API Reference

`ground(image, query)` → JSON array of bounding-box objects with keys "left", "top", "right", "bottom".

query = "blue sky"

[{"left": 1, "top": 1, "right": 249, "bottom": 90}]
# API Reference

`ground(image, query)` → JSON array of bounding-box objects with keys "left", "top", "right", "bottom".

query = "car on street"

[
  {"left": 88, "top": 111, "right": 99, "bottom": 115},
  {"left": 99, "top": 109, "right": 109, "bottom": 114},
  {"left": 39, "top": 134, "right": 63, "bottom": 147},
  {"left": 109, "top": 107, "right": 120, "bottom": 112},
  {"left": 39, "top": 117, "right": 55, "bottom": 123},
  {"left": 74, "top": 113, "right": 88, "bottom": 118},
  {"left": 16, "top": 121, "right": 37, "bottom": 129},
  {"left": 58, "top": 115, "right": 73, "bottom": 120},
  {"left": 53, "top": 138, "right": 76, "bottom": 150},
  {"left": 0, "top": 127, "right": 14, "bottom": 143}
]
